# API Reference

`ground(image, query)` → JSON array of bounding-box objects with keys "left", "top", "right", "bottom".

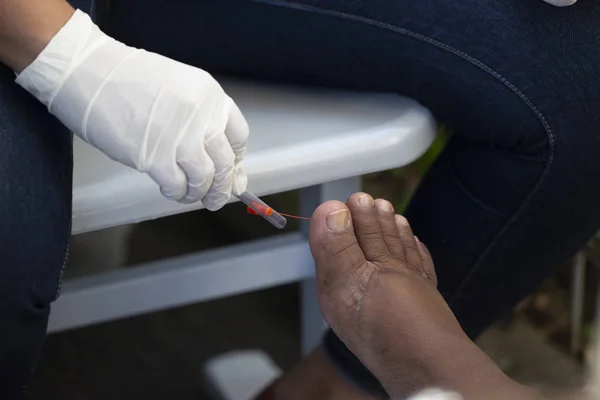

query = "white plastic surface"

[
  {"left": 73, "top": 78, "right": 436, "bottom": 234},
  {"left": 409, "top": 390, "right": 464, "bottom": 400},
  {"left": 203, "top": 350, "right": 282, "bottom": 400}
]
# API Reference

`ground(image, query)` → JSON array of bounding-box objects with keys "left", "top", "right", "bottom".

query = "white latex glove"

[{"left": 15, "top": 10, "right": 248, "bottom": 210}]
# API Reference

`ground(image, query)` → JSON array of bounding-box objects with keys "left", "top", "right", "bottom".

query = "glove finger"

[
  {"left": 176, "top": 138, "right": 216, "bottom": 204},
  {"left": 203, "top": 132, "right": 236, "bottom": 211},
  {"left": 225, "top": 98, "right": 249, "bottom": 164},
  {"left": 232, "top": 163, "right": 248, "bottom": 197},
  {"left": 147, "top": 154, "right": 188, "bottom": 201}
]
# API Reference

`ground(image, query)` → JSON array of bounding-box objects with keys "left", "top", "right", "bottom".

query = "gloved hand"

[{"left": 15, "top": 10, "right": 248, "bottom": 210}]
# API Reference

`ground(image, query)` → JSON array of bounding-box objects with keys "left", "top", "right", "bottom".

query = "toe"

[
  {"left": 309, "top": 201, "right": 370, "bottom": 314},
  {"left": 346, "top": 193, "right": 389, "bottom": 262},
  {"left": 416, "top": 237, "right": 437, "bottom": 284},
  {"left": 394, "top": 215, "right": 422, "bottom": 272},
  {"left": 374, "top": 199, "right": 404, "bottom": 260}
]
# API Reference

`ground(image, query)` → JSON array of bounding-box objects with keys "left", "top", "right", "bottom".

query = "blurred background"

[{"left": 28, "top": 126, "right": 600, "bottom": 399}]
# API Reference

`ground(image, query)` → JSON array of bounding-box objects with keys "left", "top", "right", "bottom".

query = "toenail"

[
  {"left": 358, "top": 194, "right": 374, "bottom": 206},
  {"left": 396, "top": 215, "right": 409, "bottom": 225},
  {"left": 377, "top": 200, "right": 394, "bottom": 213},
  {"left": 327, "top": 209, "right": 350, "bottom": 231}
]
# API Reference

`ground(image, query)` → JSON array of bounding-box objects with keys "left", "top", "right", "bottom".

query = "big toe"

[{"left": 309, "top": 201, "right": 369, "bottom": 324}]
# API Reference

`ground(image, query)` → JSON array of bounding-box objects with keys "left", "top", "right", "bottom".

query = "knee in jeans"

[
  {"left": 0, "top": 155, "right": 71, "bottom": 315},
  {"left": 0, "top": 70, "right": 73, "bottom": 315},
  {"left": 3, "top": 223, "right": 70, "bottom": 315}
]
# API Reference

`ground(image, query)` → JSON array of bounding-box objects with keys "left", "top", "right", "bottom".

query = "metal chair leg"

[{"left": 570, "top": 251, "right": 587, "bottom": 356}]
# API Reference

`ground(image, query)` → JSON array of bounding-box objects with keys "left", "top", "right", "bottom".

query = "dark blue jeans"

[
  {"left": 3, "top": 0, "right": 600, "bottom": 398},
  {"left": 0, "top": 67, "right": 72, "bottom": 398}
]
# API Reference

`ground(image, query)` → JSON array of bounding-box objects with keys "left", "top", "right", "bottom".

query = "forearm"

[{"left": 0, "top": 0, "right": 74, "bottom": 72}]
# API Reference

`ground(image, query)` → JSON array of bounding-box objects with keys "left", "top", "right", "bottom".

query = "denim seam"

[
  {"left": 447, "top": 152, "right": 509, "bottom": 218},
  {"left": 53, "top": 134, "right": 74, "bottom": 301},
  {"left": 248, "top": 0, "right": 556, "bottom": 304},
  {"left": 54, "top": 206, "right": 72, "bottom": 301}
]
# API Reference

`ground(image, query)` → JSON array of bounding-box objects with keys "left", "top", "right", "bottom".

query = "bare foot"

[{"left": 308, "top": 193, "right": 534, "bottom": 399}]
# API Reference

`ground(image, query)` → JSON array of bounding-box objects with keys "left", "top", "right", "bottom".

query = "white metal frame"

[{"left": 52, "top": 68, "right": 436, "bottom": 355}]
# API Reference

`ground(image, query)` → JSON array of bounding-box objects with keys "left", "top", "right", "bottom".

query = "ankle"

[{"left": 273, "top": 347, "right": 374, "bottom": 400}]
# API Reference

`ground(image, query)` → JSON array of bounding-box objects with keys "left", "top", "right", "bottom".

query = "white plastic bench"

[{"left": 48, "top": 78, "right": 436, "bottom": 353}]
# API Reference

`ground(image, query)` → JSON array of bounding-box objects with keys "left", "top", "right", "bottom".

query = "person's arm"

[
  {"left": 0, "top": 0, "right": 74, "bottom": 72},
  {"left": 3, "top": 4, "right": 249, "bottom": 209}
]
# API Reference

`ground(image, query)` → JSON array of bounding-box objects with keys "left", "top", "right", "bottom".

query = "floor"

[
  {"left": 28, "top": 190, "right": 588, "bottom": 399},
  {"left": 31, "top": 285, "right": 300, "bottom": 400}
]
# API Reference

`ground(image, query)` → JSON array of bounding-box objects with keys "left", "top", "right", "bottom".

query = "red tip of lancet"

[{"left": 247, "top": 206, "right": 259, "bottom": 215}]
